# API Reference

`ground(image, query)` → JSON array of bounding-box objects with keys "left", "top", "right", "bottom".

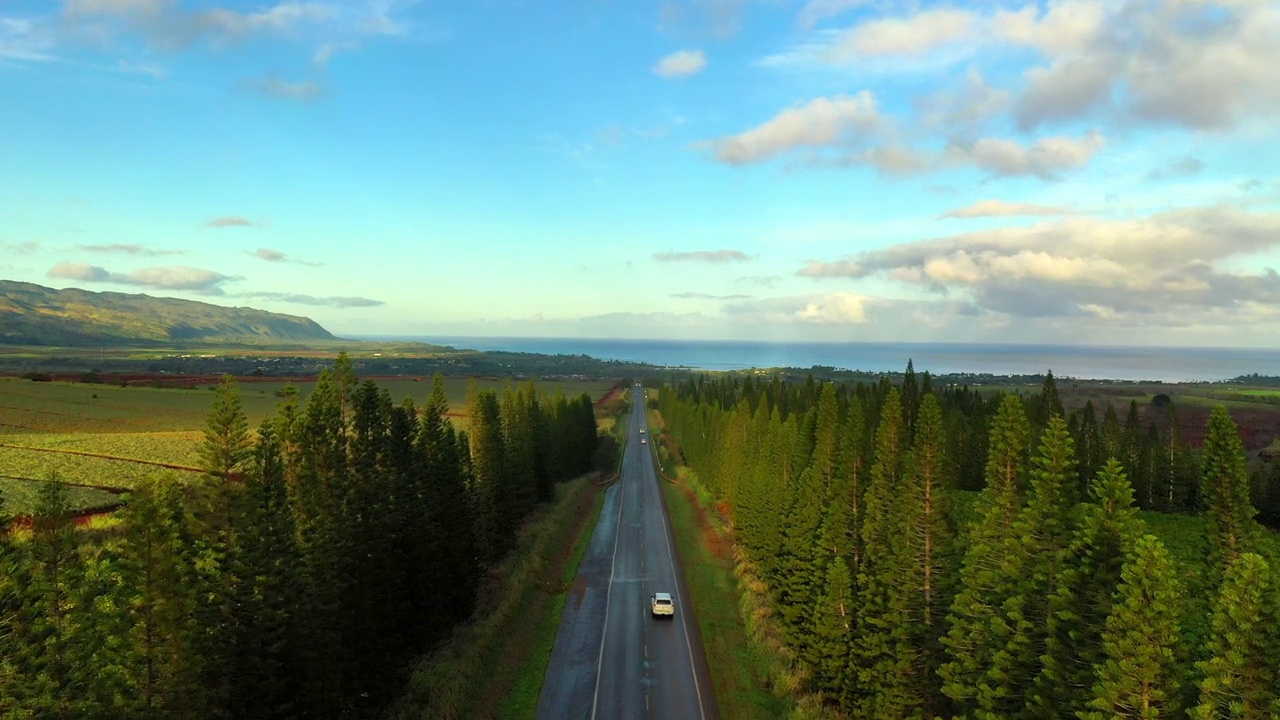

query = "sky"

[{"left": 2, "top": 0, "right": 1279, "bottom": 346}]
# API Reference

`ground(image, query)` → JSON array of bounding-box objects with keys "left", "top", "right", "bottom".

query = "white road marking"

[
  {"left": 652, "top": 428, "right": 708, "bottom": 720},
  {"left": 590, "top": 441, "right": 628, "bottom": 720}
]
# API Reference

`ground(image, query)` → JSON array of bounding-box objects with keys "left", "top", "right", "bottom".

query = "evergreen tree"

[
  {"left": 988, "top": 415, "right": 1079, "bottom": 717},
  {"left": 119, "top": 476, "right": 204, "bottom": 717},
  {"left": 1081, "top": 535, "right": 1185, "bottom": 720},
  {"left": 419, "top": 375, "right": 480, "bottom": 633},
  {"left": 0, "top": 485, "right": 18, "bottom": 712},
  {"left": 468, "top": 383, "right": 508, "bottom": 562},
  {"left": 810, "top": 557, "right": 854, "bottom": 703},
  {"left": 1034, "top": 459, "right": 1142, "bottom": 717},
  {"left": 1037, "top": 370, "right": 1063, "bottom": 427},
  {"left": 776, "top": 467, "right": 824, "bottom": 649},
  {"left": 229, "top": 421, "right": 301, "bottom": 719},
  {"left": 940, "top": 393, "right": 1031, "bottom": 715},
  {"left": 1200, "top": 406, "right": 1258, "bottom": 582},
  {"left": 900, "top": 393, "right": 953, "bottom": 717},
  {"left": 852, "top": 388, "right": 912, "bottom": 716},
  {"left": 199, "top": 375, "right": 253, "bottom": 480},
  {"left": 193, "top": 375, "right": 253, "bottom": 718},
  {"left": 1189, "top": 553, "right": 1277, "bottom": 719},
  {"left": 19, "top": 480, "right": 81, "bottom": 718}
]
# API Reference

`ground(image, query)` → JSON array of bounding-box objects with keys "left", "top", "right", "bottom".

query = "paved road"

[{"left": 537, "top": 385, "right": 717, "bottom": 720}]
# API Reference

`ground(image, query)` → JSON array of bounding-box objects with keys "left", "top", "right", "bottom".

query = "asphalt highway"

[{"left": 536, "top": 385, "right": 718, "bottom": 720}]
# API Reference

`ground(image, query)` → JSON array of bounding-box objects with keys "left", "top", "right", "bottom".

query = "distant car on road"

[
  {"left": 651, "top": 592, "right": 674, "bottom": 617},
  {"left": 640, "top": 428, "right": 645, "bottom": 434},
  {"left": 641, "top": 438, "right": 647, "bottom": 444}
]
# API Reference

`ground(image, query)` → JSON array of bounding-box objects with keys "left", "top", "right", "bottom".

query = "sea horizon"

[{"left": 352, "top": 336, "right": 1280, "bottom": 383}]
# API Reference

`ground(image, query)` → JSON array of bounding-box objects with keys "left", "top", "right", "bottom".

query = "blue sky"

[{"left": 2, "top": 0, "right": 1279, "bottom": 345}]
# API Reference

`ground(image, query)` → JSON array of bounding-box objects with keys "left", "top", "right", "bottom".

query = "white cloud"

[
  {"left": 954, "top": 130, "right": 1105, "bottom": 179},
  {"left": 940, "top": 200, "right": 1076, "bottom": 219},
  {"left": 799, "top": 204, "right": 1280, "bottom": 326},
  {"left": 654, "top": 49, "right": 707, "bottom": 78},
  {"left": 830, "top": 8, "right": 978, "bottom": 60},
  {"left": 48, "top": 262, "right": 237, "bottom": 294},
  {"left": 705, "top": 92, "right": 883, "bottom": 164}
]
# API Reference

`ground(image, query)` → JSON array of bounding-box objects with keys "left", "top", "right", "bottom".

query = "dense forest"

[
  {"left": 0, "top": 355, "right": 602, "bottom": 718},
  {"left": 658, "top": 366, "right": 1280, "bottom": 719}
]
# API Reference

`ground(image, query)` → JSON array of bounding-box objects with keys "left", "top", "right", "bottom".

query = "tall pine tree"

[{"left": 1081, "top": 534, "right": 1185, "bottom": 720}]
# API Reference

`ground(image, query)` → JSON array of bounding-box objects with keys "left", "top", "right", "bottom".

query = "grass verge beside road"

[
  {"left": 659, "top": 467, "right": 790, "bottom": 720},
  {"left": 388, "top": 475, "right": 603, "bottom": 720}
]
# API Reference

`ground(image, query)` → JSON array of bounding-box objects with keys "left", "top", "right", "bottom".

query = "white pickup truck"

[{"left": 651, "top": 592, "right": 675, "bottom": 618}]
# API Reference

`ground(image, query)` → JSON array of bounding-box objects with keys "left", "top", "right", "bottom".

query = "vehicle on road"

[
  {"left": 651, "top": 592, "right": 674, "bottom": 618},
  {"left": 640, "top": 428, "right": 645, "bottom": 434},
  {"left": 641, "top": 438, "right": 647, "bottom": 444}
]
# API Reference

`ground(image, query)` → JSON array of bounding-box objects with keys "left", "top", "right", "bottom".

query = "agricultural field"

[
  {"left": 0, "top": 375, "right": 618, "bottom": 514},
  {"left": 0, "top": 476, "right": 122, "bottom": 516}
]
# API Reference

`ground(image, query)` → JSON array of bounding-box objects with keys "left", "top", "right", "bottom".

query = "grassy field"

[
  {"left": 658, "top": 463, "right": 789, "bottom": 719},
  {"left": 0, "top": 375, "right": 616, "bottom": 508},
  {"left": 0, "top": 476, "right": 122, "bottom": 515}
]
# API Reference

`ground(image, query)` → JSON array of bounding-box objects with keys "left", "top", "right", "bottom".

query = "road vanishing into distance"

[{"left": 537, "top": 385, "right": 718, "bottom": 720}]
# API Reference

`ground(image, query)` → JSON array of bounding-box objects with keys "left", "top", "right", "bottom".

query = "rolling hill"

[{"left": 0, "top": 280, "right": 336, "bottom": 346}]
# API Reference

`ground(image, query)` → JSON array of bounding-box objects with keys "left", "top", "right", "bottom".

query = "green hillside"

[{"left": 0, "top": 279, "right": 336, "bottom": 346}]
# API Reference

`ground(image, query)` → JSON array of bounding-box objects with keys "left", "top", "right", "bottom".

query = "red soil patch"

[{"left": 678, "top": 484, "right": 732, "bottom": 561}]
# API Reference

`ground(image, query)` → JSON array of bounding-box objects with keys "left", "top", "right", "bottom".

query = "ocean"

[{"left": 360, "top": 336, "right": 1280, "bottom": 383}]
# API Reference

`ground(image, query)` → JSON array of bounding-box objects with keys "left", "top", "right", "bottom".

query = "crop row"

[
  {"left": 0, "top": 446, "right": 203, "bottom": 491},
  {"left": 0, "top": 476, "right": 122, "bottom": 516},
  {"left": 1, "top": 431, "right": 206, "bottom": 468}
]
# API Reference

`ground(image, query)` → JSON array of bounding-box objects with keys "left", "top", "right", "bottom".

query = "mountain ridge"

[{"left": 0, "top": 279, "right": 337, "bottom": 346}]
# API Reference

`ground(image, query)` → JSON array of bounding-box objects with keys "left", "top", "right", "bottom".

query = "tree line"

[
  {"left": 659, "top": 366, "right": 1280, "bottom": 719},
  {"left": 0, "top": 356, "right": 602, "bottom": 718}
]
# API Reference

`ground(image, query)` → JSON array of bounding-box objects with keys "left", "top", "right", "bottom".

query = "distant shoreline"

[{"left": 354, "top": 336, "right": 1280, "bottom": 384}]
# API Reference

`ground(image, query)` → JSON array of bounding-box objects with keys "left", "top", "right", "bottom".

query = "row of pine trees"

[
  {"left": 658, "top": 368, "right": 1280, "bottom": 719},
  {"left": 0, "top": 357, "right": 601, "bottom": 719}
]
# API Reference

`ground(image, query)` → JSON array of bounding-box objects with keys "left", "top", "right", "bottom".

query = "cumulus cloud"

[
  {"left": 248, "top": 75, "right": 323, "bottom": 101},
  {"left": 829, "top": 8, "right": 978, "bottom": 60},
  {"left": 798, "top": 259, "right": 865, "bottom": 278},
  {"left": 671, "top": 291, "right": 753, "bottom": 300},
  {"left": 48, "top": 262, "right": 237, "bottom": 294},
  {"left": 654, "top": 49, "right": 707, "bottom": 78},
  {"left": 725, "top": 291, "right": 872, "bottom": 324},
  {"left": 246, "top": 248, "right": 323, "bottom": 266},
  {"left": 79, "top": 243, "right": 182, "bottom": 256},
  {"left": 653, "top": 249, "right": 751, "bottom": 263},
  {"left": 763, "top": 1, "right": 1280, "bottom": 133},
  {"left": 799, "top": 204, "right": 1280, "bottom": 326},
  {"left": 953, "top": 130, "right": 1105, "bottom": 179},
  {"left": 705, "top": 92, "right": 883, "bottom": 164},
  {"left": 206, "top": 216, "right": 258, "bottom": 228},
  {"left": 939, "top": 200, "right": 1076, "bottom": 219},
  {"left": 806, "top": 131, "right": 1105, "bottom": 179},
  {"left": 236, "top": 291, "right": 382, "bottom": 307},
  {"left": 1003, "top": 0, "right": 1280, "bottom": 130}
]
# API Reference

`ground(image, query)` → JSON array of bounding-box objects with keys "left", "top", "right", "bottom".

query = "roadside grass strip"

[
  {"left": 659, "top": 467, "right": 791, "bottom": 720},
  {"left": 497, "top": 480, "right": 607, "bottom": 718},
  {"left": 389, "top": 476, "right": 599, "bottom": 720}
]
